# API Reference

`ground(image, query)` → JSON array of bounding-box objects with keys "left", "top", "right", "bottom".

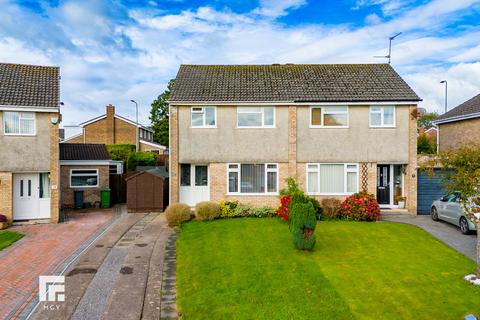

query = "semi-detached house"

[{"left": 168, "top": 64, "right": 421, "bottom": 213}]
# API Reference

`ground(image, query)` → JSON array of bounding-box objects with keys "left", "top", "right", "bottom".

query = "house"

[
  {"left": 60, "top": 143, "right": 113, "bottom": 209},
  {"left": 62, "top": 104, "right": 166, "bottom": 154},
  {"left": 434, "top": 93, "right": 480, "bottom": 152},
  {"left": 0, "top": 62, "right": 60, "bottom": 223},
  {"left": 168, "top": 64, "right": 421, "bottom": 213}
]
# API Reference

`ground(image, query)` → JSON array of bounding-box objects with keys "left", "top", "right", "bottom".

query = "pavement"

[
  {"left": 0, "top": 208, "right": 116, "bottom": 320},
  {"left": 382, "top": 213, "right": 477, "bottom": 261}
]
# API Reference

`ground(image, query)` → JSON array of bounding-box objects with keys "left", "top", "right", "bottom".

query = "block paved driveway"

[{"left": 0, "top": 209, "right": 116, "bottom": 320}]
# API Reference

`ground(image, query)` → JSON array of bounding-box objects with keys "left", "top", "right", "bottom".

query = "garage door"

[{"left": 417, "top": 169, "right": 447, "bottom": 215}]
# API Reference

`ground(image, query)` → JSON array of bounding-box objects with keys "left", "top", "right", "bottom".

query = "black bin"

[{"left": 74, "top": 190, "right": 84, "bottom": 209}]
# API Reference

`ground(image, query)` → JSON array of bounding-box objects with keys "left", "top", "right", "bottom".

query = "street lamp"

[
  {"left": 130, "top": 99, "right": 139, "bottom": 151},
  {"left": 440, "top": 80, "right": 448, "bottom": 114}
]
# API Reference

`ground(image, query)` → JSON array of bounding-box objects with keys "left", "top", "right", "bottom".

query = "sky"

[{"left": 1, "top": 0, "right": 480, "bottom": 130}]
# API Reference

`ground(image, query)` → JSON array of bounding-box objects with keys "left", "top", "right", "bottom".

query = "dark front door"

[{"left": 377, "top": 165, "right": 390, "bottom": 205}]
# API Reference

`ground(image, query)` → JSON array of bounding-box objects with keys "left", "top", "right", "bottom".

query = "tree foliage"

[
  {"left": 417, "top": 112, "right": 439, "bottom": 130},
  {"left": 417, "top": 134, "right": 436, "bottom": 154},
  {"left": 150, "top": 79, "right": 174, "bottom": 147}
]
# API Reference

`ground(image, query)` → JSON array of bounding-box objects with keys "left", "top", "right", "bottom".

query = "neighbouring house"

[
  {"left": 0, "top": 62, "right": 60, "bottom": 223},
  {"left": 126, "top": 167, "right": 169, "bottom": 212},
  {"left": 168, "top": 64, "right": 421, "bottom": 213},
  {"left": 60, "top": 143, "right": 113, "bottom": 209},
  {"left": 62, "top": 104, "right": 166, "bottom": 154},
  {"left": 434, "top": 93, "right": 480, "bottom": 152},
  {"left": 424, "top": 127, "right": 437, "bottom": 140}
]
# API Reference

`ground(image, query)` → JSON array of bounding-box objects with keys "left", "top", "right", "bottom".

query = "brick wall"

[
  {"left": 50, "top": 113, "right": 60, "bottom": 223},
  {"left": 170, "top": 106, "right": 179, "bottom": 204},
  {"left": 114, "top": 117, "right": 137, "bottom": 144},
  {"left": 406, "top": 105, "right": 418, "bottom": 213},
  {"left": 60, "top": 165, "right": 109, "bottom": 209},
  {"left": 0, "top": 172, "right": 13, "bottom": 223},
  {"left": 438, "top": 117, "right": 480, "bottom": 152}
]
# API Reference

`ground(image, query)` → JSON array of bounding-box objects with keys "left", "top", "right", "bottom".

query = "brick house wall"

[
  {"left": 438, "top": 117, "right": 480, "bottom": 152},
  {"left": 0, "top": 172, "right": 13, "bottom": 223}
]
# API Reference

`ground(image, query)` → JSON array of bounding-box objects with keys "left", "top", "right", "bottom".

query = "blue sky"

[{"left": 1, "top": 0, "right": 480, "bottom": 130}]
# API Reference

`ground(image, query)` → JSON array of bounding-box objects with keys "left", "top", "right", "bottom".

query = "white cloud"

[{"left": 252, "top": 0, "right": 307, "bottom": 18}]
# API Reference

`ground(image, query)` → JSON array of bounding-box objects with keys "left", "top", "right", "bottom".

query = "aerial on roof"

[
  {"left": 436, "top": 93, "right": 480, "bottom": 123},
  {"left": 169, "top": 64, "right": 421, "bottom": 103},
  {"left": 60, "top": 144, "right": 111, "bottom": 161},
  {"left": 0, "top": 62, "right": 60, "bottom": 109}
]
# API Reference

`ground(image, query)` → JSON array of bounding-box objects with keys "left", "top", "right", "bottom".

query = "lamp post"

[
  {"left": 130, "top": 99, "right": 139, "bottom": 151},
  {"left": 440, "top": 80, "right": 448, "bottom": 113}
]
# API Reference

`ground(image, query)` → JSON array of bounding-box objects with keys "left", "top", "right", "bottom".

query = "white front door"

[
  {"left": 179, "top": 164, "right": 210, "bottom": 206},
  {"left": 13, "top": 173, "right": 50, "bottom": 220}
]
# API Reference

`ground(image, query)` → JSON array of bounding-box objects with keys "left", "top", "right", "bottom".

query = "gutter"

[
  {"left": 434, "top": 112, "right": 480, "bottom": 125},
  {"left": 166, "top": 100, "right": 421, "bottom": 106}
]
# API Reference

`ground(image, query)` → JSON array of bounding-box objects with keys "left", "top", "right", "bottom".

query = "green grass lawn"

[
  {"left": 177, "top": 218, "right": 480, "bottom": 320},
  {"left": 0, "top": 230, "right": 23, "bottom": 251}
]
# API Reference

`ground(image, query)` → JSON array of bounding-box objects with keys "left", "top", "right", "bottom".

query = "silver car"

[{"left": 431, "top": 192, "right": 477, "bottom": 234}]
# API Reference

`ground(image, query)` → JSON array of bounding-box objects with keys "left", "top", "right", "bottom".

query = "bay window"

[
  {"left": 306, "top": 163, "right": 358, "bottom": 195},
  {"left": 237, "top": 107, "right": 275, "bottom": 128},
  {"left": 228, "top": 163, "right": 278, "bottom": 194},
  {"left": 369, "top": 106, "right": 395, "bottom": 127},
  {"left": 4, "top": 111, "right": 35, "bottom": 135},
  {"left": 191, "top": 107, "right": 216, "bottom": 128},
  {"left": 310, "top": 106, "right": 348, "bottom": 127}
]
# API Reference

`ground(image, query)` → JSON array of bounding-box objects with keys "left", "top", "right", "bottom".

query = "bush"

[
  {"left": 233, "top": 203, "right": 254, "bottom": 217},
  {"left": 165, "top": 203, "right": 191, "bottom": 227},
  {"left": 339, "top": 192, "right": 381, "bottom": 221},
  {"left": 252, "top": 206, "right": 277, "bottom": 218},
  {"left": 290, "top": 201, "right": 317, "bottom": 251},
  {"left": 219, "top": 200, "right": 239, "bottom": 218},
  {"left": 280, "top": 178, "right": 321, "bottom": 217},
  {"left": 195, "top": 201, "right": 221, "bottom": 221},
  {"left": 321, "top": 198, "right": 342, "bottom": 219},
  {"left": 0, "top": 214, "right": 7, "bottom": 223},
  {"left": 276, "top": 195, "right": 291, "bottom": 221},
  {"left": 128, "top": 152, "right": 156, "bottom": 170}
]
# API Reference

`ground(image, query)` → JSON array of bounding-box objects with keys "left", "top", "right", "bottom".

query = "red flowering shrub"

[
  {"left": 339, "top": 192, "right": 381, "bottom": 221},
  {"left": 0, "top": 214, "right": 7, "bottom": 222},
  {"left": 276, "top": 195, "right": 291, "bottom": 221}
]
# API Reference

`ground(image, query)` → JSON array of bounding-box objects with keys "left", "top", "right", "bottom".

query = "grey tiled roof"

[
  {"left": 0, "top": 62, "right": 59, "bottom": 108},
  {"left": 60, "top": 144, "right": 111, "bottom": 161},
  {"left": 437, "top": 93, "right": 480, "bottom": 122},
  {"left": 170, "top": 64, "right": 421, "bottom": 103}
]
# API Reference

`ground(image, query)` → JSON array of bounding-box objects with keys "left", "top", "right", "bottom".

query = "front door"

[
  {"left": 179, "top": 164, "right": 210, "bottom": 206},
  {"left": 377, "top": 165, "right": 390, "bottom": 205},
  {"left": 13, "top": 173, "right": 50, "bottom": 220}
]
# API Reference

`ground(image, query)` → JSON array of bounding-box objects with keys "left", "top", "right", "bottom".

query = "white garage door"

[{"left": 13, "top": 173, "right": 50, "bottom": 220}]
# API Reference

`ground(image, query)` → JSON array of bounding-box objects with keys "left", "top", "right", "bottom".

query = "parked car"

[{"left": 431, "top": 192, "right": 477, "bottom": 234}]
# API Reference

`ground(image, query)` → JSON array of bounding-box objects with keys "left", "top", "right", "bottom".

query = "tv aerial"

[{"left": 374, "top": 32, "right": 402, "bottom": 64}]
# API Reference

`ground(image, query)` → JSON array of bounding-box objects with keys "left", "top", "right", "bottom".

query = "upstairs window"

[
  {"left": 191, "top": 107, "right": 216, "bottom": 128},
  {"left": 237, "top": 107, "right": 275, "bottom": 128},
  {"left": 4, "top": 112, "right": 35, "bottom": 135},
  {"left": 370, "top": 106, "right": 395, "bottom": 127},
  {"left": 310, "top": 106, "right": 348, "bottom": 127}
]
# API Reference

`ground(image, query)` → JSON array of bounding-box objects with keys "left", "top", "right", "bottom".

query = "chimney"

[{"left": 106, "top": 104, "right": 115, "bottom": 144}]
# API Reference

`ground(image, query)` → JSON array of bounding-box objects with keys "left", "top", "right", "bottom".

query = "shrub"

[
  {"left": 339, "top": 192, "right": 381, "bottom": 221},
  {"left": 195, "top": 201, "right": 221, "bottom": 221},
  {"left": 276, "top": 195, "right": 291, "bottom": 221},
  {"left": 219, "top": 200, "right": 239, "bottom": 218},
  {"left": 252, "top": 206, "right": 277, "bottom": 218},
  {"left": 127, "top": 152, "right": 157, "bottom": 170},
  {"left": 165, "top": 203, "right": 191, "bottom": 227},
  {"left": 233, "top": 203, "right": 254, "bottom": 217},
  {"left": 0, "top": 214, "right": 7, "bottom": 223},
  {"left": 290, "top": 201, "right": 317, "bottom": 251},
  {"left": 321, "top": 198, "right": 342, "bottom": 219},
  {"left": 280, "top": 178, "right": 321, "bottom": 217}
]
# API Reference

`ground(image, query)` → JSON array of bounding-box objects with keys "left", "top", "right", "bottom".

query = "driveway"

[
  {"left": 382, "top": 214, "right": 477, "bottom": 261},
  {"left": 0, "top": 209, "right": 117, "bottom": 320}
]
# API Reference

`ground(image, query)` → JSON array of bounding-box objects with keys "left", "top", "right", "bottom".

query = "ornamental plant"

[
  {"left": 339, "top": 192, "right": 381, "bottom": 221},
  {"left": 289, "top": 201, "right": 317, "bottom": 251},
  {"left": 276, "top": 195, "right": 291, "bottom": 221},
  {"left": 0, "top": 214, "right": 7, "bottom": 222}
]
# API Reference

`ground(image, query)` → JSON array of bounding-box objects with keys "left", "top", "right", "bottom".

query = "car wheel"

[
  {"left": 431, "top": 207, "right": 439, "bottom": 221},
  {"left": 460, "top": 217, "right": 470, "bottom": 235}
]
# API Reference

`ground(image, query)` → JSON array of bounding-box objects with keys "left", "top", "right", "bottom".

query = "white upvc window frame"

[
  {"left": 306, "top": 163, "right": 359, "bottom": 195},
  {"left": 236, "top": 106, "right": 275, "bottom": 128},
  {"left": 190, "top": 106, "right": 217, "bottom": 128},
  {"left": 227, "top": 163, "right": 279, "bottom": 195},
  {"left": 369, "top": 106, "right": 396, "bottom": 128},
  {"left": 309, "top": 106, "right": 349, "bottom": 128},
  {"left": 70, "top": 169, "right": 99, "bottom": 188},
  {"left": 3, "top": 111, "right": 36, "bottom": 136}
]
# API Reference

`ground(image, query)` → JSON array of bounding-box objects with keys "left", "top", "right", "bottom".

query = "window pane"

[
  {"left": 28, "top": 180, "right": 31, "bottom": 196},
  {"left": 311, "top": 108, "right": 321, "bottom": 126},
  {"left": 267, "top": 171, "right": 277, "bottom": 192},
  {"left": 238, "top": 113, "right": 262, "bottom": 127},
  {"left": 191, "top": 112, "right": 204, "bottom": 127},
  {"left": 238, "top": 107, "right": 262, "bottom": 113},
  {"left": 4, "top": 112, "right": 19, "bottom": 134},
  {"left": 264, "top": 107, "right": 274, "bottom": 126},
  {"left": 20, "top": 119, "right": 34, "bottom": 134},
  {"left": 229, "top": 171, "right": 238, "bottom": 193},
  {"left": 320, "top": 164, "right": 344, "bottom": 193},
  {"left": 383, "top": 107, "right": 394, "bottom": 125},
  {"left": 324, "top": 113, "right": 347, "bottom": 126},
  {"left": 195, "top": 166, "right": 208, "bottom": 186},
  {"left": 325, "top": 107, "right": 347, "bottom": 113},
  {"left": 370, "top": 112, "right": 381, "bottom": 126},
  {"left": 40, "top": 173, "right": 50, "bottom": 198},
  {"left": 71, "top": 175, "right": 97, "bottom": 186},
  {"left": 205, "top": 108, "right": 215, "bottom": 126},
  {"left": 20, "top": 112, "right": 34, "bottom": 119},
  {"left": 240, "top": 164, "right": 264, "bottom": 193},
  {"left": 72, "top": 170, "right": 97, "bottom": 175},
  {"left": 308, "top": 171, "right": 319, "bottom": 193},
  {"left": 347, "top": 172, "right": 357, "bottom": 193},
  {"left": 20, "top": 180, "right": 24, "bottom": 197},
  {"left": 180, "top": 164, "right": 191, "bottom": 186}
]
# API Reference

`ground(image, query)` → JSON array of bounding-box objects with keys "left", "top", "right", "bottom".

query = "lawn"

[
  {"left": 177, "top": 218, "right": 480, "bottom": 320},
  {"left": 0, "top": 230, "right": 23, "bottom": 251}
]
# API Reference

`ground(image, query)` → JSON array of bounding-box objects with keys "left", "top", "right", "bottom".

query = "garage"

[{"left": 417, "top": 169, "right": 447, "bottom": 215}]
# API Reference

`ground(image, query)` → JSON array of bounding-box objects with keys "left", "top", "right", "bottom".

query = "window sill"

[
  {"left": 369, "top": 126, "right": 396, "bottom": 129},
  {"left": 70, "top": 186, "right": 100, "bottom": 189},
  {"left": 3, "top": 133, "right": 36, "bottom": 136},
  {"left": 190, "top": 126, "right": 217, "bottom": 129},
  {"left": 236, "top": 126, "right": 276, "bottom": 129},
  {"left": 307, "top": 192, "right": 355, "bottom": 196},
  {"left": 309, "top": 125, "right": 349, "bottom": 129},
  {"left": 226, "top": 193, "right": 279, "bottom": 196}
]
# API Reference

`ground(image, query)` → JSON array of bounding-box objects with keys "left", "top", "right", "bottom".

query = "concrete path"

[
  {"left": 382, "top": 214, "right": 477, "bottom": 261},
  {"left": 32, "top": 208, "right": 177, "bottom": 320}
]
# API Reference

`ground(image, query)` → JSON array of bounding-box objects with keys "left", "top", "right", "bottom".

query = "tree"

[
  {"left": 150, "top": 79, "right": 174, "bottom": 147},
  {"left": 417, "top": 134, "right": 436, "bottom": 154},
  {"left": 417, "top": 112, "right": 439, "bottom": 130},
  {"left": 424, "top": 144, "right": 480, "bottom": 277}
]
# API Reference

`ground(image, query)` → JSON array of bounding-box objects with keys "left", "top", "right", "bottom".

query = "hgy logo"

[{"left": 39, "top": 276, "right": 65, "bottom": 302}]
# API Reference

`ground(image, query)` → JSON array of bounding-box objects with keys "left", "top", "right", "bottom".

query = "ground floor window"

[
  {"left": 70, "top": 169, "right": 99, "bottom": 187},
  {"left": 227, "top": 163, "right": 278, "bottom": 194},
  {"left": 307, "top": 163, "right": 358, "bottom": 195}
]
